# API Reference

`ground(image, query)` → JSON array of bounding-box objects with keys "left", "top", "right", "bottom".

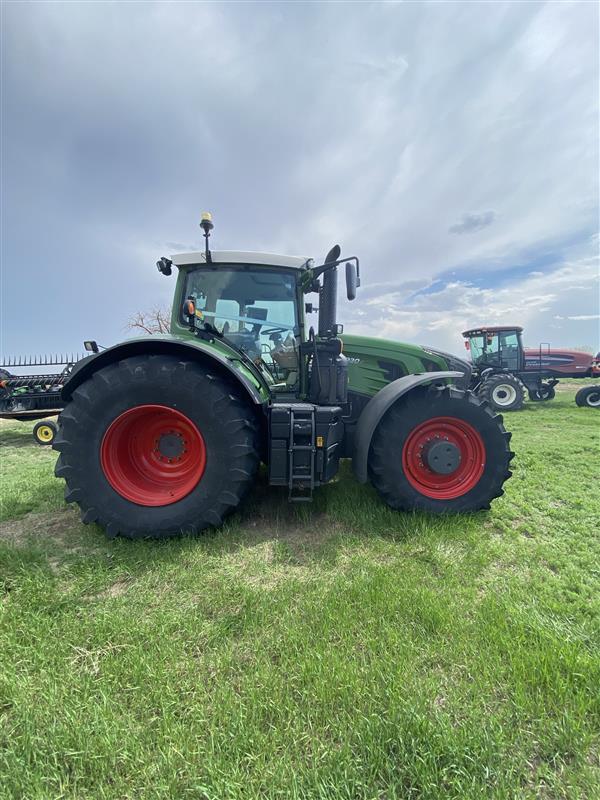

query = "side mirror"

[
  {"left": 346, "top": 262, "right": 358, "bottom": 300},
  {"left": 156, "top": 257, "right": 172, "bottom": 276}
]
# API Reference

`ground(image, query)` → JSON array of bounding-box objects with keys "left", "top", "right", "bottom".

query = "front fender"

[
  {"left": 61, "top": 337, "right": 269, "bottom": 406},
  {"left": 352, "top": 372, "right": 463, "bottom": 483}
]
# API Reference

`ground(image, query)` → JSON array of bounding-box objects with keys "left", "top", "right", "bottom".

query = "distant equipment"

[
  {"left": 0, "top": 350, "right": 89, "bottom": 444},
  {"left": 462, "top": 326, "right": 599, "bottom": 411}
]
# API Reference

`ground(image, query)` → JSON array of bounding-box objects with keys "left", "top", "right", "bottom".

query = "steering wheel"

[{"left": 262, "top": 326, "right": 292, "bottom": 336}]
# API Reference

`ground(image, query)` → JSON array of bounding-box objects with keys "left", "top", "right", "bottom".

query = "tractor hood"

[
  {"left": 420, "top": 345, "right": 472, "bottom": 379},
  {"left": 340, "top": 335, "right": 472, "bottom": 397}
]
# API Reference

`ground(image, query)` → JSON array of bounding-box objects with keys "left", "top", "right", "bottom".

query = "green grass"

[{"left": 1, "top": 384, "right": 599, "bottom": 799}]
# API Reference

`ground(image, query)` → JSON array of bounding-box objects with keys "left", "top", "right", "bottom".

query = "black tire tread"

[
  {"left": 53, "top": 355, "right": 260, "bottom": 539},
  {"left": 33, "top": 419, "right": 58, "bottom": 446},
  {"left": 479, "top": 373, "right": 525, "bottom": 412},
  {"left": 369, "top": 385, "right": 514, "bottom": 513},
  {"left": 528, "top": 385, "right": 556, "bottom": 402},
  {"left": 575, "top": 385, "right": 600, "bottom": 408}
]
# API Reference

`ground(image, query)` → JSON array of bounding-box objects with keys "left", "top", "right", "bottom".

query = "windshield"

[
  {"left": 469, "top": 331, "right": 519, "bottom": 367},
  {"left": 469, "top": 335, "right": 488, "bottom": 363},
  {"left": 184, "top": 266, "right": 300, "bottom": 389}
]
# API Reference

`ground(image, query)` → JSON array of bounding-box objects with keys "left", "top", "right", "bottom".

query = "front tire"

[
  {"left": 369, "top": 386, "right": 514, "bottom": 513},
  {"left": 479, "top": 373, "right": 525, "bottom": 411},
  {"left": 53, "top": 355, "right": 260, "bottom": 539},
  {"left": 575, "top": 385, "right": 600, "bottom": 408}
]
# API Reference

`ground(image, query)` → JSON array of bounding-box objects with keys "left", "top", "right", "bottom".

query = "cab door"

[{"left": 498, "top": 331, "right": 521, "bottom": 371}]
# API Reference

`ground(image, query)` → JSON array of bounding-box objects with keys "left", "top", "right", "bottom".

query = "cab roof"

[
  {"left": 171, "top": 250, "right": 310, "bottom": 269},
  {"left": 462, "top": 326, "right": 523, "bottom": 337}
]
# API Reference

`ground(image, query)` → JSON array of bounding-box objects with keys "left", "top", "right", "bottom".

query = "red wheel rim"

[
  {"left": 401, "top": 416, "right": 486, "bottom": 500},
  {"left": 100, "top": 405, "right": 206, "bottom": 506}
]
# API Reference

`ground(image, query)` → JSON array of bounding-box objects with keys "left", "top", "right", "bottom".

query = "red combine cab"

[{"left": 462, "top": 326, "right": 598, "bottom": 411}]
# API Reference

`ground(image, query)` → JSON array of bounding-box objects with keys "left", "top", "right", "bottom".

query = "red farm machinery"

[{"left": 462, "top": 326, "right": 600, "bottom": 411}]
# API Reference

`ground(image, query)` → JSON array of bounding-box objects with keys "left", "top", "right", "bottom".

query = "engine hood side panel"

[{"left": 340, "top": 334, "right": 471, "bottom": 396}]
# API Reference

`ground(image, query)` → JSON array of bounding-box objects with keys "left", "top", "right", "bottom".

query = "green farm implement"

[{"left": 0, "top": 353, "right": 85, "bottom": 445}]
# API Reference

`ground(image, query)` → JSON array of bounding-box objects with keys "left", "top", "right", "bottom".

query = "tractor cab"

[
  {"left": 462, "top": 326, "right": 524, "bottom": 373},
  {"left": 163, "top": 215, "right": 360, "bottom": 408},
  {"left": 180, "top": 262, "right": 301, "bottom": 390}
]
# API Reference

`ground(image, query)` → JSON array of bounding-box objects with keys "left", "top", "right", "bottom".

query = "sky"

[{"left": 1, "top": 0, "right": 598, "bottom": 362}]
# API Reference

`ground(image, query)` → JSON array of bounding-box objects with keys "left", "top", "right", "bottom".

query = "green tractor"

[{"left": 54, "top": 215, "right": 514, "bottom": 538}]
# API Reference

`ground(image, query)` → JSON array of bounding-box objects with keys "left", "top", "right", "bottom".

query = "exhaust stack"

[{"left": 318, "top": 245, "right": 341, "bottom": 339}]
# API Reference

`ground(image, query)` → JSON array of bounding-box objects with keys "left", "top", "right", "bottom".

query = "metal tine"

[{"left": 1, "top": 351, "right": 85, "bottom": 369}]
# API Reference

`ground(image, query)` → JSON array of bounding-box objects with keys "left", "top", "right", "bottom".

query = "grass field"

[{"left": 1, "top": 383, "right": 599, "bottom": 799}]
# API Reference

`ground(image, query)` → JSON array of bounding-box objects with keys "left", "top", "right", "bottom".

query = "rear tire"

[
  {"left": 575, "top": 385, "right": 600, "bottom": 408},
  {"left": 479, "top": 373, "right": 525, "bottom": 411},
  {"left": 528, "top": 385, "right": 556, "bottom": 402},
  {"left": 53, "top": 355, "right": 260, "bottom": 539},
  {"left": 33, "top": 420, "right": 58, "bottom": 446},
  {"left": 369, "top": 386, "right": 514, "bottom": 513}
]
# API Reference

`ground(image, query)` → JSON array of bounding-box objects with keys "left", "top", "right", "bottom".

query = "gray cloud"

[
  {"left": 1, "top": 1, "right": 598, "bottom": 356},
  {"left": 449, "top": 211, "right": 496, "bottom": 235}
]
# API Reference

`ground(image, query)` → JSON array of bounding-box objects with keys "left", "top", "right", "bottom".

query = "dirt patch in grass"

[
  {"left": 232, "top": 510, "right": 345, "bottom": 557},
  {"left": 0, "top": 507, "right": 101, "bottom": 564}
]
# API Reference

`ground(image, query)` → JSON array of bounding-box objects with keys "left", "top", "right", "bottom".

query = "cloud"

[
  {"left": 1, "top": 1, "right": 598, "bottom": 356},
  {"left": 556, "top": 314, "right": 600, "bottom": 321},
  {"left": 340, "top": 248, "right": 599, "bottom": 353},
  {"left": 449, "top": 211, "right": 496, "bottom": 235}
]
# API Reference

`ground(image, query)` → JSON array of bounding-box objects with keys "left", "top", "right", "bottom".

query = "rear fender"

[
  {"left": 352, "top": 372, "right": 463, "bottom": 483},
  {"left": 61, "top": 338, "right": 268, "bottom": 406}
]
